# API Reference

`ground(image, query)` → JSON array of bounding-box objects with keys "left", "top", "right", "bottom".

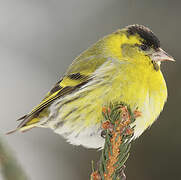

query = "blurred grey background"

[{"left": 0, "top": 0, "right": 180, "bottom": 179}]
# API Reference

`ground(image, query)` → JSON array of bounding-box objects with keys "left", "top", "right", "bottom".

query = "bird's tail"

[{"left": 6, "top": 114, "right": 39, "bottom": 135}]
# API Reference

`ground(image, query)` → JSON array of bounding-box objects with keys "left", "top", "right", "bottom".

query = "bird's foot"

[{"left": 101, "top": 130, "right": 107, "bottom": 138}]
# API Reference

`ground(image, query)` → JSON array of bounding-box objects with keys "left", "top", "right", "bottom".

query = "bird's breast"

[{"left": 112, "top": 62, "right": 168, "bottom": 138}]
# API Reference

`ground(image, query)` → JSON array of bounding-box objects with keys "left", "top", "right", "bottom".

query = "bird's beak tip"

[
  {"left": 160, "top": 57, "right": 175, "bottom": 62},
  {"left": 151, "top": 48, "right": 175, "bottom": 63}
]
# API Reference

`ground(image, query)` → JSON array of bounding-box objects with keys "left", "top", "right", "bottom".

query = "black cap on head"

[{"left": 126, "top": 24, "right": 160, "bottom": 49}]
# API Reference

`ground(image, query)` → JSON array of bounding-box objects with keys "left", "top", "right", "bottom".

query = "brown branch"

[{"left": 90, "top": 103, "right": 138, "bottom": 180}]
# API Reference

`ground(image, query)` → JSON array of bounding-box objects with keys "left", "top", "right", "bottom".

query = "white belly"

[{"left": 54, "top": 124, "right": 105, "bottom": 149}]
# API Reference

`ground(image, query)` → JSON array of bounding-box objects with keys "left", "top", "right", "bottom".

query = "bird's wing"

[{"left": 13, "top": 54, "right": 107, "bottom": 132}]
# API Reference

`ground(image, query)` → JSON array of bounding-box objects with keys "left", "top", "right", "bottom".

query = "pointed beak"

[{"left": 151, "top": 48, "right": 175, "bottom": 62}]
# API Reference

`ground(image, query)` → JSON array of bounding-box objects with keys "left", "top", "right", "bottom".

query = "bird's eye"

[{"left": 139, "top": 44, "right": 149, "bottom": 51}]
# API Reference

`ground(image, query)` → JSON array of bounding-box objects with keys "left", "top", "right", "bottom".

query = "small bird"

[{"left": 10, "top": 25, "right": 174, "bottom": 149}]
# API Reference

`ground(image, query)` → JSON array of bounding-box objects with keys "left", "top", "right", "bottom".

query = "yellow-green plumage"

[{"left": 14, "top": 25, "right": 173, "bottom": 148}]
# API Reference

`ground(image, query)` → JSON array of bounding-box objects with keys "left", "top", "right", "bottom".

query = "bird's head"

[{"left": 104, "top": 24, "right": 174, "bottom": 71}]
